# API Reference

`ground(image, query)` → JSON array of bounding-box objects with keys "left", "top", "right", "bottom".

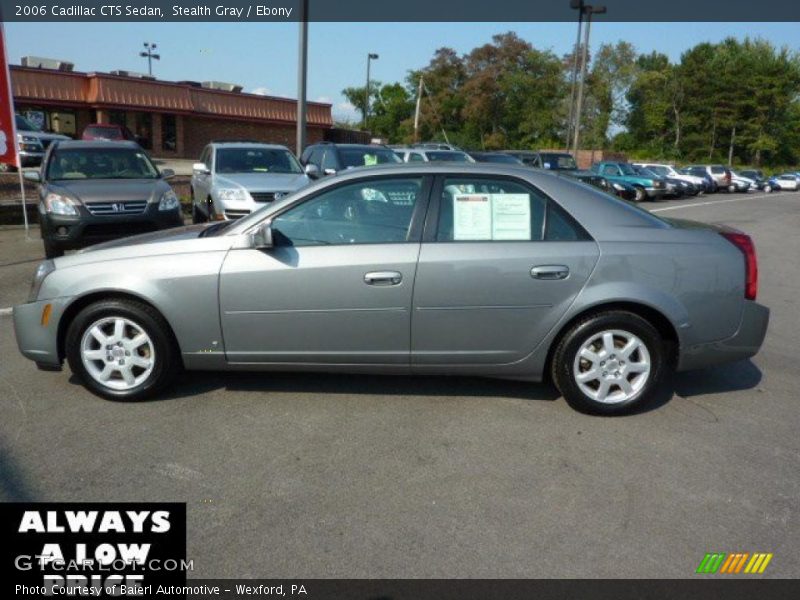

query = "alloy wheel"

[
  {"left": 572, "top": 329, "right": 651, "bottom": 404},
  {"left": 80, "top": 317, "right": 155, "bottom": 391}
]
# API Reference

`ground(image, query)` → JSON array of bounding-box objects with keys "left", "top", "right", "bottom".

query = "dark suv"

[
  {"left": 24, "top": 141, "right": 182, "bottom": 258},
  {"left": 299, "top": 143, "right": 401, "bottom": 178}
]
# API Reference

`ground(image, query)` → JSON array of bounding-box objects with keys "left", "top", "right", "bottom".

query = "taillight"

[{"left": 721, "top": 231, "right": 758, "bottom": 300}]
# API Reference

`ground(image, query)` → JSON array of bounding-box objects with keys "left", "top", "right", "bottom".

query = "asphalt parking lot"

[{"left": 1, "top": 190, "right": 798, "bottom": 578}]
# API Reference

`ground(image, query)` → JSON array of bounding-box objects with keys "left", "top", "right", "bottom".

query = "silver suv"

[
  {"left": 191, "top": 141, "right": 310, "bottom": 221},
  {"left": 12, "top": 114, "right": 70, "bottom": 168}
]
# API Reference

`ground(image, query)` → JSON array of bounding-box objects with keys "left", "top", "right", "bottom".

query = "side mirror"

[
  {"left": 250, "top": 221, "right": 274, "bottom": 249},
  {"left": 24, "top": 171, "right": 41, "bottom": 183},
  {"left": 160, "top": 168, "right": 175, "bottom": 179},
  {"left": 193, "top": 162, "right": 210, "bottom": 175},
  {"left": 304, "top": 163, "right": 320, "bottom": 179}
]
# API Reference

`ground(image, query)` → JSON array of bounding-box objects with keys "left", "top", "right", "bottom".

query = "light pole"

[
  {"left": 364, "top": 53, "right": 379, "bottom": 132},
  {"left": 139, "top": 42, "right": 160, "bottom": 76},
  {"left": 571, "top": 4, "right": 606, "bottom": 157},
  {"left": 565, "top": 0, "right": 584, "bottom": 151},
  {"left": 296, "top": 0, "right": 308, "bottom": 155}
]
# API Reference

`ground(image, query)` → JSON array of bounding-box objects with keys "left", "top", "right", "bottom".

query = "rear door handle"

[
  {"left": 364, "top": 271, "right": 403, "bottom": 286},
  {"left": 531, "top": 265, "right": 569, "bottom": 280}
]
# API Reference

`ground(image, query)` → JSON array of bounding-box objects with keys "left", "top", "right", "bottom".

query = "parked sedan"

[
  {"left": 739, "top": 170, "right": 774, "bottom": 192},
  {"left": 24, "top": 141, "right": 182, "bottom": 258},
  {"left": 13, "top": 164, "right": 768, "bottom": 415},
  {"left": 774, "top": 174, "right": 799, "bottom": 190}
]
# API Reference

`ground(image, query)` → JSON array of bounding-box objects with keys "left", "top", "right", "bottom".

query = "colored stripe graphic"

[
  {"left": 719, "top": 553, "right": 749, "bottom": 573},
  {"left": 696, "top": 553, "right": 727, "bottom": 574},
  {"left": 744, "top": 553, "right": 774, "bottom": 574}
]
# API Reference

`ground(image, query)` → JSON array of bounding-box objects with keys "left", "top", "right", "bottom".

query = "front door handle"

[
  {"left": 531, "top": 265, "right": 570, "bottom": 280},
  {"left": 364, "top": 271, "right": 403, "bottom": 286}
]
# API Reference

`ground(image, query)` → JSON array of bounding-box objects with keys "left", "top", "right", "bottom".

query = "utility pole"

[
  {"left": 413, "top": 75, "right": 424, "bottom": 143},
  {"left": 296, "top": 0, "right": 308, "bottom": 155},
  {"left": 565, "top": 0, "right": 584, "bottom": 151},
  {"left": 139, "top": 42, "right": 159, "bottom": 76},
  {"left": 364, "top": 53, "right": 379, "bottom": 132},
  {"left": 572, "top": 4, "right": 606, "bottom": 157}
]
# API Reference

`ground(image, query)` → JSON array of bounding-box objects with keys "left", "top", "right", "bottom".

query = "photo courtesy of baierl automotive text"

[{"left": 0, "top": 1, "right": 798, "bottom": 599}]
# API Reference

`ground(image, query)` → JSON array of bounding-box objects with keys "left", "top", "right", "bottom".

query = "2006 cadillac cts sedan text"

[{"left": 13, "top": 164, "right": 769, "bottom": 414}]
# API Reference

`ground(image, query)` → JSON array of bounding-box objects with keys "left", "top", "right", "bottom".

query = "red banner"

[{"left": 0, "top": 24, "right": 18, "bottom": 168}]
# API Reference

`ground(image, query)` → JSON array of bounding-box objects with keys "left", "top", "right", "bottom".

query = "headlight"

[
  {"left": 216, "top": 188, "right": 249, "bottom": 203},
  {"left": 28, "top": 260, "right": 56, "bottom": 302},
  {"left": 158, "top": 189, "right": 180, "bottom": 211},
  {"left": 21, "top": 135, "right": 39, "bottom": 143},
  {"left": 44, "top": 192, "right": 79, "bottom": 216}
]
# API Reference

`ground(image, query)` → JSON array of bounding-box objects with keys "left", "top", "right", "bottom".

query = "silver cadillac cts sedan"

[{"left": 13, "top": 163, "right": 769, "bottom": 414}]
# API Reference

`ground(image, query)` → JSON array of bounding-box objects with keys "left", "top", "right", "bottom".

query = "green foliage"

[{"left": 341, "top": 33, "right": 800, "bottom": 167}]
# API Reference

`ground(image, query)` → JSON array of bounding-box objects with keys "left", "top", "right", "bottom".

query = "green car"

[{"left": 591, "top": 161, "right": 667, "bottom": 202}]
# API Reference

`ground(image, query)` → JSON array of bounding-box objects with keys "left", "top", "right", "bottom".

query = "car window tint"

[
  {"left": 602, "top": 165, "right": 617, "bottom": 176},
  {"left": 272, "top": 177, "right": 423, "bottom": 247},
  {"left": 436, "top": 177, "right": 546, "bottom": 242},
  {"left": 408, "top": 153, "right": 425, "bottom": 162},
  {"left": 321, "top": 148, "right": 338, "bottom": 172}
]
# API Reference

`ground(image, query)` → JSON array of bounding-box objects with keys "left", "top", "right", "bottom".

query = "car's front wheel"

[
  {"left": 65, "top": 299, "right": 180, "bottom": 401},
  {"left": 633, "top": 186, "right": 646, "bottom": 202},
  {"left": 551, "top": 311, "right": 668, "bottom": 415}
]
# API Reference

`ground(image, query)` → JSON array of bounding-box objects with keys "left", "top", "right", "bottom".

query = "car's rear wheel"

[
  {"left": 551, "top": 311, "right": 667, "bottom": 415},
  {"left": 65, "top": 299, "right": 180, "bottom": 401}
]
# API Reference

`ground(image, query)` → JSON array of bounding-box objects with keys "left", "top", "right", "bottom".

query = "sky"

[{"left": 6, "top": 21, "right": 800, "bottom": 122}]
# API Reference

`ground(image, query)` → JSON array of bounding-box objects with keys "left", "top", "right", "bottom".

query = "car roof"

[
  {"left": 309, "top": 143, "right": 391, "bottom": 150},
  {"left": 211, "top": 141, "right": 290, "bottom": 150},
  {"left": 52, "top": 140, "right": 141, "bottom": 150}
]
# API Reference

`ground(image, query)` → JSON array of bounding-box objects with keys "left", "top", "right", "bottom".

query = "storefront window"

[
  {"left": 135, "top": 112, "right": 153, "bottom": 150},
  {"left": 108, "top": 110, "right": 127, "bottom": 127},
  {"left": 162, "top": 114, "right": 177, "bottom": 152}
]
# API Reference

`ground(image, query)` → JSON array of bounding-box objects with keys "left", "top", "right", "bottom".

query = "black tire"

[
  {"left": 206, "top": 197, "right": 217, "bottom": 221},
  {"left": 551, "top": 310, "right": 668, "bottom": 415},
  {"left": 191, "top": 203, "right": 206, "bottom": 224},
  {"left": 65, "top": 299, "right": 180, "bottom": 401},
  {"left": 43, "top": 238, "right": 64, "bottom": 259},
  {"left": 633, "top": 186, "right": 646, "bottom": 203}
]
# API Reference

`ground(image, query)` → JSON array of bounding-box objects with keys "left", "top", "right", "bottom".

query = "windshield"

[
  {"left": 618, "top": 163, "right": 638, "bottom": 176},
  {"left": 340, "top": 148, "right": 402, "bottom": 168},
  {"left": 215, "top": 147, "right": 302, "bottom": 174},
  {"left": 15, "top": 114, "right": 39, "bottom": 132},
  {"left": 647, "top": 165, "right": 670, "bottom": 177},
  {"left": 540, "top": 154, "right": 577, "bottom": 170},
  {"left": 46, "top": 148, "right": 160, "bottom": 180},
  {"left": 426, "top": 151, "right": 471, "bottom": 162},
  {"left": 635, "top": 166, "right": 661, "bottom": 179}
]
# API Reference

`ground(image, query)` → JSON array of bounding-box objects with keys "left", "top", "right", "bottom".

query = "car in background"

[
  {"left": 591, "top": 161, "right": 667, "bottom": 202},
  {"left": 300, "top": 143, "right": 402, "bottom": 177},
  {"left": 411, "top": 142, "right": 462, "bottom": 151},
  {"left": 686, "top": 164, "right": 735, "bottom": 192},
  {"left": 524, "top": 151, "right": 580, "bottom": 171},
  {"left": 560, "top": 170, "right": 637, "bottom": 201},
  {"left": 680, "top": 166, "right": 718, "bottom": 192},
  {"left": 191, "top": 142, "right": 311, "bottom": 222},
  {"left": 10, "top": 114, "right": 70, "bottom": 169},
  {"left": 774, "top": 173, "right": 799, "bottom": 191},
  {"left": 467, "top": 152, "right": 524, "bottom": 165},
  {"left": 631, "top": 165, "right": 691, "bottom": 198},
  {"left": 634, "top": 163, "right": 707, "bottom": 193},
  {"left": 14, "top": 163, "right": 769, "bottom": 416},
  {"left": 728, "top": 171, "right": 753, "bottom": 193},
  {"left": 739, "top": 169, "right": 774, "bottom": 192},
  {"left": 501, "top": 150, "right": 538, "bottom": 167},
  {"left": 81, "top": 123, "right": 139, "bottom": 143},
  {"left": 24, "top": 140, "right": 181, "bottom": 258},
  {"left": 393, "top": 147, "right": 476, "bottom": 163}
]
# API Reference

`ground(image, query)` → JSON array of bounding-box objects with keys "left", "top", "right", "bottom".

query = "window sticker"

[
  {"left": 363, "top": 154, "right": 378, "bottom": 166},
  {"left": 491, "top": 194, "right": 531, "bottom": 240},
  {"left": 453, "top": 194, "right": 492, "bottom": 240},
  {"left": 453, "top": 193, "right": 531, "bottom": 241}
]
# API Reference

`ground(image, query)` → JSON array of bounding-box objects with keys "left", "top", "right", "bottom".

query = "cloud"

[{"left": 315, "top": 96, "right": 332, "bottom": 103}]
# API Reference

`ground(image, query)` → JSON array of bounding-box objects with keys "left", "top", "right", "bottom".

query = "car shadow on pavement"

[
  {"left": 162, "top": 371, "right": 563, "bottom": 403},
  {"left": 671, "top": 359, "right": 762, "bottom": 398}
]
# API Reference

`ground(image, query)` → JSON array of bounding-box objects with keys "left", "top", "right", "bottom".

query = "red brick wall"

[
  {"left": 540, "top": 148, "right": 627, "bottom": 170},
  {"left": 182, "top": 116, "right": 326, "bottom": 159}
]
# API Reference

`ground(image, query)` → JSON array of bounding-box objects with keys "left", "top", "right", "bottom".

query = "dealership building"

[{"left": 10, "top": 57, "right": 335, "bottom": 159}]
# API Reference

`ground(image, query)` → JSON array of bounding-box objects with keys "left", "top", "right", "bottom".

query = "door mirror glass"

[
  {"left": 193, "top": 162, "right": 210, "bottom": 174},
  {"left": 304, "top": 163, "right": 320, "bottom": 178},
  {"left": 250, "top": 221, "right": 273, "bottom": 249},
  {"left": 23, "top": 170, "right": 41, "bottom": 183}
]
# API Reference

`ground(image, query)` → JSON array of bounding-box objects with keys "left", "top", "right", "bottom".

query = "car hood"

[
  {"left": 214, "top": 172, "right": 310, "bottom": 191},
  {"left": 50, "top": 179, "right": 170, "bottom": 203},
  {"left": 55, "top": 224, "right": 236, "bottom": 269}
]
